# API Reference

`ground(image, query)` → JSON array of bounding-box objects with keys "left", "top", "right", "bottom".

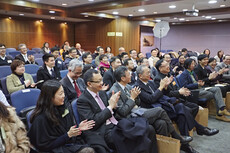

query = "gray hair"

[
  {"left": 68, "top": 59, "right": 83, "bottom": 71},
  {"left": 136, "top": 65, "right": 148, "bottom": 78},
  {"left": 119, "top": 47, "right": 125, "bottom": 51},
  {"left": 18, "top": 44, "right": 26, "bottom": 50}
]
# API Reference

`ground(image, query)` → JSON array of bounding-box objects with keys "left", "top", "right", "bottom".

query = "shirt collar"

[
  {"left": 46, "top": 65, "right": 53, "bottom": 72},
  {"left": 67, "top": 74, "right": 74, "bottom": 83},
  {"left": 117, "top": 82, "right": 126, "bottom": 90},
  {"left": 87, "top": 88, "right": 98, "bottom": 98}
]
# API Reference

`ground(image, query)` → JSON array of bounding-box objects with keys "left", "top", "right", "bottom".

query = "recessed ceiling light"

[
  {"left": 49, "top": 10, "right": 55, "bottom": 14},
  {"left": 64, "top": 22, "right": 67, "bottom": 24},
  {"left": 172, "top": 23, "right": 176, "bottom": 25},
  {"left": 142, "top": 21, "right": 149, "bottom": 24},
  {"left": 19, "top": 13, "right": 24, "bottom": 16},
  {"left": 32, "top": 0, "right": 39, "bottom": 2},
  {"left": 186, "top": 20, "right": 189, "bottom": 21},
  {"left": 8, "top": 17, "right": 12, "bottom": 19},
  {"left": 182, "top": 9, "right": 188, "bottom": 11},
  {"left": 62, "top": 3, "right": 67, "bottom": 6},
  {"left": 208, "top": 0, "right": 217, "bottom": 4},
  {"left": 211, "top": 18, "right": 216, "bottom": 20},
  {"left": 138, "top": 9, "right": 145, "bottom": 12},
  {"left": 84, "top": 15, "right": 88, "bottom": 17},
  {"left": 128, "top": 14, "right": 133, "bottom": 17},
  {"left": 202, "top": 15, "right": 206, "bottom": 18},
  {"left": 112, "top": 11, "right": 119, "bottom": 15},
  {"left": 155, "top": 19, "right": 161, "bottom": 22},
  {"left": 98, "top": 13, "right": 106, "bottom": 17},
  {"left": 205, "top": 16, "right": 212, "bottom": 19},
  {"left": 169, "top": 5, "right": 176, "bottom": 9},
  {"left": 50, "top": 17, "right": 55, "bottom": 19},
  {"left": 39, "top": 20, "right": 42, "bottom": 22},
  {"left": 218, "top": 20, "right": 223, "bottom": 22},
  {"left": 179, "top": 18, "right": 185, "bottom": 21},
  {"left": 174, "top": 17, "right": 177, "bottom": 19},
  {"left": 153, "top": 12, "right": 158, "bottom": 14},
  {"left": 220, "top": 5, "right": 226, "bottom": 7},
  {"left": 88, "top": 0, "right": 94, "bottom": 2}
]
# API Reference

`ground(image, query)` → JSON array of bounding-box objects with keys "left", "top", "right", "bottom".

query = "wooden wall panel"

[{"left": 0, "top": 18, "right": 74, "bottom": 49}]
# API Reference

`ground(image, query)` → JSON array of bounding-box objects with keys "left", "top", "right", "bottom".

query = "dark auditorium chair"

[
  {"left": 26, "top": 109, "right": 34, "bottom": 129},
  {"left": 71, "top": 99, "right": 80, "bottom": 125},
  {"left": 91, "top": 59, "right": 96, "bottom": 68},
  {"left": 10, "top": 88, "right": 40, "bottom": 115},
  {"left": 0, "top": 66, "right": 12, "bottom": 79},
  {"left": 27, "top": 50, "right": 36, "bottom": 55},
  {"left": 8, "top": 51, "right": 20, "bottom": 58},
  {"left": 35, "top": 58, "right": 43, "bottom": 66},
  {"left": 25, "top": 64, "right": 40, "bottom": 74},
  {"left": 60, "top": 70, "right": 68, "bottom": 79},
  {"left": 6, "top": 48, "right": 16, "bottom": 55},
  {"left": 146, "top": 52, "right": 151, "bottom": 59},
  {"left": 32, "top": 48, "right": 42, "bottom": 54},
  {"left": 31, "top": 74, "right": 37, "bottom": 82},
  {"left": 0, "top": 77, "right": 11, "bottom": 103},
  {"left": 33, "top": 53, "right": 44, "bottom": 59}
]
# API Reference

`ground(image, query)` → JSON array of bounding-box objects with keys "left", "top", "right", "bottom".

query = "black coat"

[
  {"left": 15, "top": 54, "right": 38, "bottom": 65},
  {"left": 103, "top": 68, "right": 116, "bottom": 91},
  {"left": 0, "top": 56, "right": 13, "bottom": 66}
]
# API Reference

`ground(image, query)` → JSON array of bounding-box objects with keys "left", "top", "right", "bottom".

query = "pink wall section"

[{"left": 152, "top": 22, "right": 230, "bottom": 57}]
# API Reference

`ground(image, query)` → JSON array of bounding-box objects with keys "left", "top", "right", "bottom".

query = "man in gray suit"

[
  {"left": 60, "top": 59, "right": 86, "bottom": 103},
  {"left": 108, "top": 66, "right": 193, "bottom": 144},
  {"left": 215, "top": 55, "right": 230, "bottom": 81}
]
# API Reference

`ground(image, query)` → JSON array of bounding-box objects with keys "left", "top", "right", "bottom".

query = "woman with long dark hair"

[
  {"left": 0, "top": 102, "right": 30, "bottom": 153},
  {"left": 28, "top": 80, "right": 95, "bottom": 153}
]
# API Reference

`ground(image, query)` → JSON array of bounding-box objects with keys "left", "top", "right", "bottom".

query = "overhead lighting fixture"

[
  {"left": 32, "top": 0, "right": 39, "bottom": 2},
  {"left": 173, "top": 17, "right": 177, "bottom": 19},
  {"left": 205, "top": 16, "right": 212, "bottom": 19},
  {"left": 202, "top": 15, "right": 206, "bottom": 17},
  {"left": 84, "top": 15, "right": 88, "bottom": 17},
  {"left": 179, "top": 18, "right": 185, "bottom": 21},
  {"left": 62, "top": 3, "right": 67, "bottom": 6},
  {"left": 8, "top": 17, "right": 12, "bottom": 19},
  {"left": 218, "top": 20, "right": 223, "bottom": 22},
  {"left": 155, "top": 19, "right": 161, "bottom": 22},
  {"left": 211, "top": 18, "right": 216, "bottom": 20},
  {"left": 112, "top": 11, "right": 119, "bottom": 15},
  {"left": 98, "top": 13, "right": 106, "bottom": 17},
  {"left": 142, "top": 21, "right": 149, "bottom": 24},
  {"left": 153, "top": 12, "right": 158, "bottom": 14},
  {"left": 172, "top": 23, "right": 176, "bottom": 25},
  {"left": 182, "top": 9, "right": 188, "bottom": 11},
  {"left": 208, "top": 0, "right": 217, "bottom": 4},
  {"left": 220, "top": 5, "right": 226, "bottom": 7},
  {"left": 88, "top": 0, "right": 94, "bottom": 2},
  {"left": 39, "top": 20, "right": 42, "bottom": 22},
  {"left": 50, "top": 17, "right": 55, "bottom": 19},
  {"left": 186, "top": 20, "right": 189, "bottom": 21},
  {"left": 169, "top": 5, "right": 176, "bottom": 9},
  {"left": 138, "top": 9, "right": 145, "bottom": 12},
  {"left": 128, "top": 14, "right": 133, "bottom": 17},
  {"left": 64, "top": 22, "right": 67, "bottom": 24},
  {"left": 19, "top": 13, "right": 24, "bottom": 16},
  {"left": 49, "top": 10, "right": 55, "bottom": 13}
]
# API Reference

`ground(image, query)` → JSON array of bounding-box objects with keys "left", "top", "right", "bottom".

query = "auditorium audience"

[
  {"left": 0, "top": 90, "right": 10, "bottom": 106},
  {"left": 64, "top": 47, "right": 78, "bottom": 67},
  {"left": 203, "top": 49, "right": 210, "bottom": 58},
  {"left": 94, "top": 47, "right": 104, "bottom": 67},
  {"left": 6, "top": 60, "right": 35, "bottom": 94},
  {"left": 28, "top": 80, "right": 96, "bottom": 153},
  {"left": 123, "top": 58, "right": 137, "bottom": 86},
  {"left": 181, "top": 48, "right": 190, "bottom": 58},
  {"left": 215, "top": 55, "right": 230, "bottom": 82},
  {"left": 82, "top": 52, "right": 93, "bottom": 65},
  {"left": 51, "top": 47, "right": 66, "bottom": 70},
  {"left": 120, "top": 52, "right": 129, "bottom": 65},
  {"left": 148, "top": 48, "right": 160, "bottom": 68},
  {"left": 41, "top": 42, "right": 50, "bottom": 54},
  {"left": 0, "top": 102, "right": 30, "bottom": 153},
  {"left": 105, "top": 46, "right": 114, "bottom": 59},
  {"left": 97, "top": 54, "right": 110, "bottom": 76},
  {"left": 36, "top": 54, "right": 61, "bottom": 89},
  {"left": 174, "top": 55, "right": 186, "bottom": 76},
  {"left": 137, "top": 52, "right": 145, "bottom": 60},
  {"left": 77, "top": 69, "right": 157, "bottom": 153},
  {"left": 15, "top": 43, "right": 37, "bottom": 65},
  {"left": 75, "top": 43, "right": 84, "bottom": 57},
  {"left": 0, "top": 44, "right": 13, "bottom": 66},
  {"left": 129, "top": 49, "right": 138, "bottom": 67},
  {"left": 60, "top": 41, "right": 70, "bottom": 61},
  {"left": 214, "top": 50, "right": 224, "bottom": 64},
  {"left": 61, "top": 59, "right": 85, "bottom": 102}
]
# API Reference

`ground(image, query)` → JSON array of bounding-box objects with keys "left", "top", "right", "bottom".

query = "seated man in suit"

[
  {"left": 50, "top": 47, "right": 66, "bottom": 70},
  {"left": 136, "top": 65, "right": 219, "bottom": 153},
  {"left": 215, "top": 54, "right": 230, "bottom": 82},
  {"left": 64, "top": 47, "right": 78, "bottom": 67},
  {"left": 37, "top": 54, "right": 61, "bottom": 89},
  {"left": 0, "top": 43, "right": 13, "bottom": 66},
  {"left": 129, "top": 49, "right": 138, "bottom": 68},
  {"left": 77, "top": 69, "right": 158, "bottom": 153},
  {"left": 15, "top": 43, "right": 37, "bottom": 65},
  {"left": 103, "top": 56, "right": 121, "bottom": 91},
  {"left": 109, "top": 66, "right": 192, "bottom": 144},
  {"left": 154, "top": 59, "right": 199, "bottom": 118},
  {"left": 60, "top": 59, "right": 85, "bottom": 103},
  {"left": 123, "top": 58, "right": 137, "bottom": 86}
]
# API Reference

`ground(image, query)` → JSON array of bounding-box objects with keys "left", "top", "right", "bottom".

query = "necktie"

[
  {"left": 147, "top": 83, "right": 155, "bottom": 94},
  {"left": 124, "top": 87, "right": 131, "bottom": 97},
  {"left": 51, "top": 69, "right": 55, "bottom": 78},
  {"left": 95, "top": 94, "right": 118, "bottom": 125},
  {"left": 73, "top": 81, "right": 82, "bottom": 97}
]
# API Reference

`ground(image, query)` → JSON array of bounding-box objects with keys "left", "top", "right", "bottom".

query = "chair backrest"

[
  {"left": 0, "top": 66, "right": 12, "bottom": 79},
  {"left": 176, "top": 74, "right": 183, "bottom": 88},
  {"left": 32, "top": 48, "right": 42, "bottom": 53},
  {"left": 26, "top": 109, "right": 34, "bottom": 129},
  {"left": 33, "top": 53, "right": 44, "bottom": 59},
  {"left": 8, "top": 51, "right": 20, "bottom": 58},
  {"left": 60, "top": 70, "right": 68, "bottom": 78},
  {"left": 11, "top": 88, "right": 40, "bottom": 114},
  {"left": 27, "top": 50, "right": 36, "bottom": 55},
  {"left": 0, "top": 77, "right": 9, "bottom": 95},
  {"left": 146, "top": 52, "right": 151, "bottom": 59},
  {"left": 71, "top": 99, "right": 80, "bottom": 125},
  {"left": 6, "top": 48, "right": 16, "bottom": 55},
  {"left": 31, "top": 74, "right": 37, "bottom": 82},
  {"left": 25, "top": 64, "right": 40, "bottom": 74},
  {"left": 35, "top": 58, "right": 43, "bottom": 66}
]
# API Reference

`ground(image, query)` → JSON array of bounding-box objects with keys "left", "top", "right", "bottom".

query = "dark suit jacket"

[
  {"left": 36, "top": 66, "right": 61, "bottom": 89},
  {"left": 129, "top": 71, "right": 137, "bottom": 86},
  {"left": 77, "top": 89, "right": 113, "bottom": 135},
  {"left": 194, "top": 64, "right": 211, "bottom": 86},
  {"left": 0, "top": 56, "right": 13, "bottom": 66},
  {"left": 103, "top": 68, "right": 116, "bottom": 91},
  {"left": 179, "top": 69, "right": 199, "bottom": 90},
  {"left": 15, "top": 54, "right": 38, "bottom": 65},
  {"left": 60, "top": 76, "right": 86, "bottom": 102},
  {"left": 55, "top": 58, "right": 66, "bottom": 70},
  {"left": 109, "top": 82, "right": 140, "bottom": 119}
]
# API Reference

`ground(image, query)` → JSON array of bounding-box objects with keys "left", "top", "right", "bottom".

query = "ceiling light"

[
  {"left": 19, "top": 13, "right": 24, "bottom": 16},
  {"left": 169, "top": 5, "right": 176, "bottom": 9},
  {"left": 49, "top": 10, "right": 55, "bottom": 13},
  {"left": 8, "top": 17, "right": 12, "bottom": 19},
  {"left": 62, "top": 3, "right": 67, "bottom": 6},
  {"left": 179, "top": 18, "right": 185, "bottom": 21},
  {"left": 174, "top": 17, "right": 177, "bottom": 19},
  {"left": 218, "top": 20, "right": 223, "bottom": 22},
  {"left": 98, "top": 13, "right": 106, "bottom": 17},
  {"left": 32, "top": 0, "right": 40, "bottom": 2},
  {"left": 88, "top": 0, "right": 94, "bottom": 2},
  {"left": 84, "top": 15, "right": 88, "bottom": 17},
  {"left": 211, "top": 18, "right": 216, "bottom": 20},
  {"left": 64, "top": 22, "right": 67, "bottom": 24},
  {"left": 50, "top": 17, "right": 55, "bottom": 19},
  {"left": 186, "top": 20, "right": 189, "bottom": 21},
  {"left": 153, "top": 12, "right": 158, "bottom": 14},
  {"left": 205, "top": 16, "right": 212, "bottom": 19},
  {"left": 220, "top": 5, "right": 226, "bottom": 7},
  {"left": 128, "top": 14, "right": 133, "bottom": 17},
  {"left": 172, "top": 23, "right": 176, "bottom": 25},
  {"left": 39, "top": 20, "right": 42, "bottom": 22},
  {"left": 155, "top": 19, "right": 161, "bottom": 22},
  {"left": 112, "top": 11, "right": 119, "bottom": 15},
  {"left": 208, "top": 0, "right": 217, "bottom": 4},
  {"left": 138, "top": 9, "right": 145, "bottom": 12},
  {"left": 202, "top": 15, "right": 206, "bottom": 17},
  {"left": 142, "top": 21, "right": 149, "bottom": 24},
  {"left": 182, "top": 9, "right": 188, "bottom": 11}
]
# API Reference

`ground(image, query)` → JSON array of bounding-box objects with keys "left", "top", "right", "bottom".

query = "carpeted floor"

[{"left": 181, "top": 115, "right": 230, "bottom": 153}]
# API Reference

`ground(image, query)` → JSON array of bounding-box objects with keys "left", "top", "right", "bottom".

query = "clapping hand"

[
  {"left": 79, "top": 120, "right": 95, "bottom": 131},
  {"left": 130, "top": 87, "right": 141, "bottom": 100},
  {"left": 101, "top": 84, "right": 109, "bottom": 91},
  {"left": 179, "top": 87, "right": 191, "bottom": 96},
  {"left": 109, "top": 91, "right": 121, "bottom": 109}
]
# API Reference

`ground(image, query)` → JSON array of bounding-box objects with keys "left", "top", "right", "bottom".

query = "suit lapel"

[
  {"left": 65, "top": 77, "right": 76, "bottom": 94},
  {"left": 85, "top": 90, "right": 103, "bottom": 112},
  {"left": 115, "top": 83, "right": 128, "bottom": 102}
]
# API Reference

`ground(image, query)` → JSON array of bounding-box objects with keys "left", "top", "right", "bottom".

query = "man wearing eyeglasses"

[
  {"left": 60, "top": 59, "right": 86, "bottom": 103},
  {"left": 15, "top": 43, "right": 37, "bottom": 65},
  {"left": 0, "top": 44, "right": 13, "bottom": 66}
]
